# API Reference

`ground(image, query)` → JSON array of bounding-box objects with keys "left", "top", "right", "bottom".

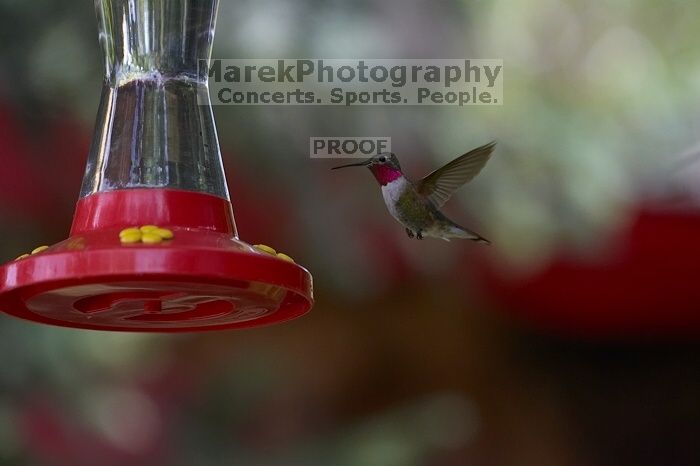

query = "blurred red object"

[
  {"left": 478, "top": 207, "right": 700, "bottom": 339},
  {"left": 0, "top": 101, "right": 86, "bottom": 228},
  {"left": 0, "top": 103, "right": 49, "bottom": 218}
]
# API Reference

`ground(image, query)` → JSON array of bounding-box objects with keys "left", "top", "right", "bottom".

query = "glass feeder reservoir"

[{"left": 0, "top": 0, "right": 313, "bottom": 331}]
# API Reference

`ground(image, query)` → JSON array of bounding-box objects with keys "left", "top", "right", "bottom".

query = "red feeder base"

[{"left": 0, "top": 189, "right": 313, "bottom": 332}]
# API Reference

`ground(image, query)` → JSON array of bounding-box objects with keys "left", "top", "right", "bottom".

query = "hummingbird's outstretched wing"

[{"left": 417, "top": 141, "right": 496, "bottom": 208}]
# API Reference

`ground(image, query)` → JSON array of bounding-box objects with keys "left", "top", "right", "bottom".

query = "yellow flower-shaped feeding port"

[
  {"left": 253, "top": 244, "right": 296, "bottom": 263},
  {"left": 119, "top": 226, "right": 175, "bottom": 245},
  {"left": 14, "top": 245, "right": 50, "bottom": 261},
  {"left": 253, "top": 244, "right": 277, "bottom": 255}
]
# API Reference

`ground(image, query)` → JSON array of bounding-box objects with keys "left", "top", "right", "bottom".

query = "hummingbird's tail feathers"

[
  {"left": 472, "top": 235, "right": 491, "bottom": 245},
  {"left": 447, "top": 224, "right": 491, "bottom": 244}
]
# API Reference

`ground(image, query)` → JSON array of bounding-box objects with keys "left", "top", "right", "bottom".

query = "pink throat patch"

[{"left": 369, "top": 165, "right": 402, "bottom": 185}]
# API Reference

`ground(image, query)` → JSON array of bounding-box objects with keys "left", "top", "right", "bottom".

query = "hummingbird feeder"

[{"left": 0, "top": 0, "right": 313, "bottom": 332}]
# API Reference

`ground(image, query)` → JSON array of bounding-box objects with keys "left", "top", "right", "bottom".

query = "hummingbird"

[{"left": 332, "top": 142, "right": 495, "bottom": 243}]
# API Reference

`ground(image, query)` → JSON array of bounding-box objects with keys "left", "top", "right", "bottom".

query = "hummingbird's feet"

[{"left": 405, "top": 228, "right": 424, "bottom": 240}]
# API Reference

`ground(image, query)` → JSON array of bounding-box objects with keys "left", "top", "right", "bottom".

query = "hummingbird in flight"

[{"left": 332, "top": 142, "right": 495, "bottom": 243}]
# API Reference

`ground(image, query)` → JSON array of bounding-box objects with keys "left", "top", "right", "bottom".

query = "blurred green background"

[{"left": 1, "top": 0, "right": 699, "bottom": 465}]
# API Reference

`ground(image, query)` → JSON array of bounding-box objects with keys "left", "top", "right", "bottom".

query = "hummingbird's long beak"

[{"left": 331, "top": 158, "right": 372, "bottom": 170}]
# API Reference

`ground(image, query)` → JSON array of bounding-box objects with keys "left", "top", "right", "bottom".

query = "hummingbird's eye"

[{"left": 378, "top": 156, "right": 387, "bottom": 163}]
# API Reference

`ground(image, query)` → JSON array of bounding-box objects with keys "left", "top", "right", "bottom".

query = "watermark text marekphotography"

[
  {"left": 310, "top": 137, "right": 391, "bottom": 158},
  {"left": 202, "top": 59, "right": 503, "bottom": 106}
]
